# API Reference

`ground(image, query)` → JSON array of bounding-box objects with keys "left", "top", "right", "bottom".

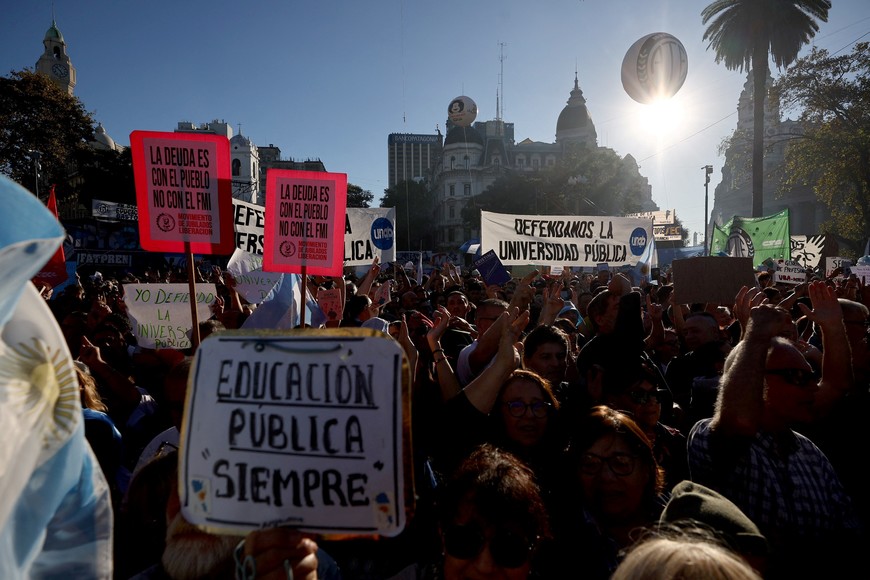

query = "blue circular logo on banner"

[
  {"left": 371, "top": 218, "right": 394, "bottom": 250},
  {"left": 629, "top": 227, "right": 648, "bottom": 256}
]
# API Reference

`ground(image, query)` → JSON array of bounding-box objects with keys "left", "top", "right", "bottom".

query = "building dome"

[
  {"left": 231, "top": 133, "right": 252, "bottom": 148},
  {"left": 91, "top": 123, "right": 116, "bottom": 151},
  {"left": 556, "top": 73, "right": 597, "bottom": 146},
  {"left": 44, "top": 21, "right": 64, "bottom": 42},
  {"left": 444, "top": 125, "right": 484, "bottom": 147}
]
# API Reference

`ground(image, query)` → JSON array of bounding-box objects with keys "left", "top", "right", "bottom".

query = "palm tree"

[{"left": 702, "top": 0, "right": 830, "bottom": 217}]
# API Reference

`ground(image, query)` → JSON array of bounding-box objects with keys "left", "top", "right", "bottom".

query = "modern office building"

[{"left": 387, "top": 133, "right": 443, "bottom": 188}]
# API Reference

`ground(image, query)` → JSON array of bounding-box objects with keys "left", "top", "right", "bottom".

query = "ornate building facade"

[
  {"left": 709, "top": 72, "right": 830, "bottom": 238},
  {"left": 428, "top": 73, "right": 654, "bottom": 250}
]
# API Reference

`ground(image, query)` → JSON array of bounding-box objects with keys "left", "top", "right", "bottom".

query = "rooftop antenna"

[{"left": 498, "top": 42, "right": 506, "bottom": 124}]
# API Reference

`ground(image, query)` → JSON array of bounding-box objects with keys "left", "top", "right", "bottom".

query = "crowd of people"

[{"left": 27, "top": 256, "right": 870, "bottom": 578}]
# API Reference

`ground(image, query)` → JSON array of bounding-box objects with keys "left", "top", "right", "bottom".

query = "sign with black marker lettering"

[
  {"left": 179, "top": 329, "right": 408, "bottom": 536},
  {"left": 480, "top": 211, "right": 653, "bottom": 267},
  {"left": 123, "top": 283, "right": 217, "bottom": 349},
  {"left": 130, "top": 131, "right": 234, "bottom": 254},
  {"left": 264, "top": 169, "right": 347, "bottom": 276}
]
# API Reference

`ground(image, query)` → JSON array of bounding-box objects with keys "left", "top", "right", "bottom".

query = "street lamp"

[
  {"left": 28, "top": 150, "right": 42, "bottom": 197},
  {"left": 703, "top": 165, "right": 713, "bottom": 255}
]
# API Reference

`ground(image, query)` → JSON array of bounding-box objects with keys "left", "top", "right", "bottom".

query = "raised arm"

[
  {"left": 712, "top": 289, "right": 780, "bottom": 437},
  {"left": 800, "top": 281, "right": 853, "bottom": 416},
  {"left": 427, "top": 306, "right": 462, "bottom": 402},
  {"left": 464, "top": 308, "right": 529, "bottom": 414}
]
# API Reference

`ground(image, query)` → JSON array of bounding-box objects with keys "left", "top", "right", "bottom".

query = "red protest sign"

[
  {"left": 263, "top": 169, "right": 347, "bottom": 276},
  {"left": 130, "top": 131, "right": 234, "bottom": 254}
]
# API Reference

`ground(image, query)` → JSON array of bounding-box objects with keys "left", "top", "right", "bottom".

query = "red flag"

[{"left": 32, "top": 185, "right": 69, "bottom": 289}]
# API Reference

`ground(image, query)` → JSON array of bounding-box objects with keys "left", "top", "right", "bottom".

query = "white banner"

[
  {"left": 344, "top": 207, "right": 396, "bottom": 266},
  {"left": 624, "top": 209, "right": 676, "bottom": 225},
  {"left": 226, "top": 249, "right": 282, "bottom": 305},
  {"left": 480, "top": 211, "right": 653, "bottom": 267},
  {"left": 92, "top": 199, "right": 139, "bottom": 221},
  {"left": 123, "top": 283, "right": 216, "bottom": 349},
  {"left": 232, "top": 198, "right": 266, "bottom": 255}
]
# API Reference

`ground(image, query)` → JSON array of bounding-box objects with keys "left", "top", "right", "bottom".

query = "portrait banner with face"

[
  {"left": 179, "top": 329, "right": 412, "bottom": 537},
  {"left": 480, "top": 211, "right": 652, "bottom": 268}
]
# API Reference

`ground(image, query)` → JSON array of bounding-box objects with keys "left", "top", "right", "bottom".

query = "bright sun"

[{"left": 636, "top": 98, "right": 685, "bottom": 140}]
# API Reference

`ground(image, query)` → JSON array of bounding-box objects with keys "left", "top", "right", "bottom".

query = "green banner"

[{"left": 709, "top": 209, "right": 790, "bottom": 265}]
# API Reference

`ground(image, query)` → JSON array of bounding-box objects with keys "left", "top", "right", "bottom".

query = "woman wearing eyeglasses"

[
  {"left": 390, "top": 444, "right": 550, "bottom": 580},
  {"left": 603, "top": 362, "right": 689, "bottom": 488},
  {"left": 551, "top": 406, "right": 665, "bottom": 579}
]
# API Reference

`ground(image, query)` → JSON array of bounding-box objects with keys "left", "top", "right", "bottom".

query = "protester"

[{"left": 687, "top": 289, "right": 863, "bottom": 578}]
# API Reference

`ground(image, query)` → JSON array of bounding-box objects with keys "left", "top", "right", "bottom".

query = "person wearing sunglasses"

[
  {"left": 687, "top": 293, "right": 863, "bottom": 579},
  {"left": 603, "top": 362, "right": 688, "bottom": 489},
  {"left": 551, "top": 406, "right": 665, "bottom": 579},
  {"left": 389, "top": 444, "right": 549, "bottom": 580}
]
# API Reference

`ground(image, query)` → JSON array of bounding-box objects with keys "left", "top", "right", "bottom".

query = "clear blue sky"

[{"left": 3, "top": 1, "right": 869, "bottom": 242}]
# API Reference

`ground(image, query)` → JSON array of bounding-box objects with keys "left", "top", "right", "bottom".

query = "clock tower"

[{"left": 35, "top": 19, "right": 76, "bottom": 96}]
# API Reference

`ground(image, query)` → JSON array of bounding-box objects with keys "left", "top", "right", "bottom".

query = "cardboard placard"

[
  {"left": 130, "top": 131, "right": 234, "bottom": 254},
  {"left": 226, "top": 249, "right": 282, "bottom": 304},
  {"left": 672, "top": 257, "right": 756, "bottom": 305},
  {"left": 123, "top": 283, "right": 217, "bottom": 349},
  {"left": 774, "top": 261, "right": 808, "bottom": 285},
  {"left": 179, "top": 329, "right": 410, "bottom": 536},
  {"left": 263, "top": 170, "right": 347, "bottom": 276}
]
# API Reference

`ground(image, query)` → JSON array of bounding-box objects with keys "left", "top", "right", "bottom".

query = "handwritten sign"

[
  {"left": 264, "top": 170, "right": 347, "bottom": 276},
  {"left": 774, "top": 261, "right": 807, "bottom": 285},
  {"left": 480, "top": 211, "right": 652, "bottom": 267},
  {"left": 179, "top": 329, "right": 409, "bottom": 536},
  {"left": 130, "top": 131, "right": 234, "bottom": 254},
  {"left": 852, "top": 264, "right": 870, "bottom": 283},
  {"left": 226, "top": 248, "right": 282, "bottom": 304},
  {"left": 826, "top": 257, "right": 851, "bottom": 277},
  {"left": 123, "top": 283, "right": 216, "bottom": 349}
]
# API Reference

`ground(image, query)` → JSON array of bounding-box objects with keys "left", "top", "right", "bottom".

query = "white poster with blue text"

[{"left": 480, "top": 211, "right": 653, "bottom": 267}]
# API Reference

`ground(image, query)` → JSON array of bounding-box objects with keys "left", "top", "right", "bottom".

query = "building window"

[
  {"left": 450, "top": 156, "right": 456, "bottom": 170},
  {"left": 493, "top": 157, "right": 501, "bottom": 165},
  {"left": 517, "top": 157, "right": 525, "bottom": 167},
  {"left": 449, "top": 205, "right": 455, "bottom": 218},
  {"left": 449, "top": 184, "right": 455, "bottom": 197},
  {"left": 532, "top": 157, "right": 540, "bottom": 168},
  {"left": 464, "top": 155, "right": 470, "bottom": 169},
  {"left": 546, "top": 157, "right": 555, "bottom": 166},
  {"left": 232, "top": 159, "right": 241, "bottom": 176},
  {"left": 464, "top": 183, "right": 471, "bottom": 196}
]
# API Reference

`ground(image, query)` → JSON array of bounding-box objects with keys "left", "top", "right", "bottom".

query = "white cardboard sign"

[
  {"left": 180, "top": 330, "right": 407, "bottom": 536},
  {"left": 123, "top": 283, "right": 216, "bottom": 349}
]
